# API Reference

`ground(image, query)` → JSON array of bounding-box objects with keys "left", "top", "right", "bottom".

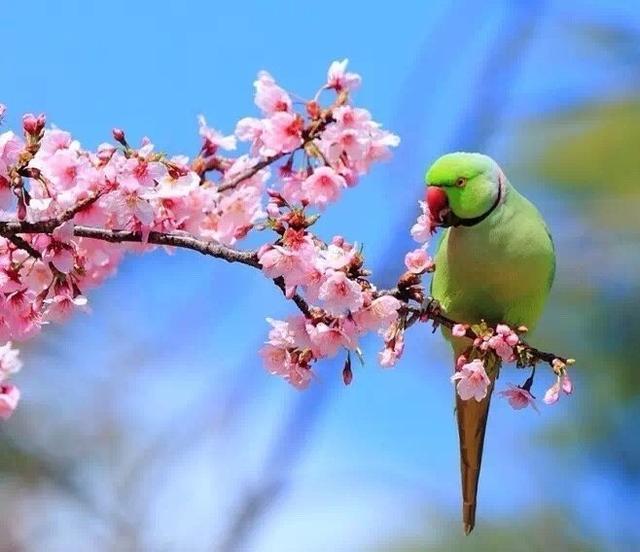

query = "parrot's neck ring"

[{"left": 454, "top": 183, "right": 502, "bottom": 228}]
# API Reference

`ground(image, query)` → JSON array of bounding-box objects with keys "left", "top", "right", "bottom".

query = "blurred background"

[{"left": 1, "top": 0, "right": 639, "bottom": 550}]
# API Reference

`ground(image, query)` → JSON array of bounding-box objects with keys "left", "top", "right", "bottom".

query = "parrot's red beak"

[{"left": 426, "top": 186, "right": 451, "bottom": 227}]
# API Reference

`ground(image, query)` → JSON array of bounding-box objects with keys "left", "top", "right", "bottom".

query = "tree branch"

[{"left": 0, "top": 218, "right": 567, "bottom": 370}]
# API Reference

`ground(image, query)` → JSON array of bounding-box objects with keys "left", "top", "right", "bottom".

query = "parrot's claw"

[
  {"left": 421, "top": 296, "right": 443, "bottom": 332},
  {"left": 421, "top": 296, "right": 442, "bottom": 317}
]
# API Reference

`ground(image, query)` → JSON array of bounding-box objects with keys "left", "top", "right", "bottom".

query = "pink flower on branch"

[
  {"left": 326, "top": 59, "right": 361, "bottom": 92},
  {"left": 451, "top": 359, "right": 491, "bottom": 402},
  {"left": 404, "top": 248, "right": 434, "bottom": 274},
  {"left": 499, "top": 384, "right": 538, "bottom": 412},
  {"left": 318, "top": 270, "right": 364, "bottom": 315},
  {"left": 301, "top": 167, "right": 346, "bottom": 208},
  {"left": 254, "top": 71, "right": 292, "bottom": 115}
]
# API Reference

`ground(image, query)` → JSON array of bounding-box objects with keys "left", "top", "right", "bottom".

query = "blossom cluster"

[
  {"left": 450, "top": 322, "right": 573, "bottom": 412},
  {"left": 0, "top": 60, "right": 403, "bottom": 415}
]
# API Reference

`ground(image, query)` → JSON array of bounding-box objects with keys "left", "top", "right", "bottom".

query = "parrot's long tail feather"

[{"left": 456, "top": 377, "right": 496, "bottom": 535}]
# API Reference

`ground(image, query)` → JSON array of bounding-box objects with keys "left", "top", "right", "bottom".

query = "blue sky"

[{"left": 2, "top": 1, "right": 639, "bottom": 550}]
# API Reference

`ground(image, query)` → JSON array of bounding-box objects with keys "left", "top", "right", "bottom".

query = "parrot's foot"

[{"left": 421, "top": 296, "right": 442, "bottom": 330}]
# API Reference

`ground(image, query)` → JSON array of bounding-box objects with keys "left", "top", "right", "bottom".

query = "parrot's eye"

[{"left": 455, "top": 177, "right": 467, "bottom": 188}]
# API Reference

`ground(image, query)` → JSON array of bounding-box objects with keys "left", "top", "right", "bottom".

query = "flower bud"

[
  {"left": 112, "top": 128, "right": 126, "bottom": 144},
  {"left": 22, "top": 113, "right": 45, "bottom": 136},
  {"left": 342, "top": 354, "right": 353, "bottom": 385}
]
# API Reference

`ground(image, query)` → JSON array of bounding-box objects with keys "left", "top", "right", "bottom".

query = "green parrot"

[{"left": 425, "top": 152, "right": 555, "bottom": 534}]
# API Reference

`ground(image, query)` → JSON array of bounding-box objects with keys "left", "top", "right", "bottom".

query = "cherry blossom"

[
  {"left": 198, "top": 115, "right": 237, "bottom": 155},
  {"left": 411, "top": 201, "right": 436, "bottom": 242},
  {"left": 451, "top": 359, "right": 491, "bottom": 402},
  {"left": 404, "top": 248, "right": 434, "bottom": 274},
  {"left": 499, "top": 384, "right": 538, "bottom": 412},
  {"left": 543, "top": 380, "right": 561, "bottom": 405},
  {"left": 254, "top": 71, "right": 292, "bottom": 115},
  {"left": 544, "top": 373, "right": 573, "bottom": 405},
  {"left": 326, "top": 59, "right": 362, "bottom": 92},
  {"left": 301, "top": 167, "right": 346, "bottom": 208},
  {"left": 318, "top": 270, "right": 364, "bottom": 315}
]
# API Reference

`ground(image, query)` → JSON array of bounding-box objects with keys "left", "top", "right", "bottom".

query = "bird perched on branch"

[{"left": 426, "top": 152, "right": 555, "bottom": 534}]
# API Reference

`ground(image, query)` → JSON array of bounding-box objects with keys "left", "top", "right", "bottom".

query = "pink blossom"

[
  {"left": 43, "top": 242, "right": 75, "bottom": 274},
  {"left": 452, "top": 324, "right": 467, "bottom": 337},
  {"left": 301, "top": 167, "right": 346, "bottom": 208},
  {"left": 411, "top": 203, "right": 435, "bottom": 243},
  {"left": 280, "top": 169, "right": 307, "bottom": 204},
  {"left": 306, "top": 322, "right": 344, "bottom": 357},
  {"left": 235, "top": 117, "right": 264, "bottom": 154},
  {"left": 544, "top": 373, "right": 573, "bottom": 405},
  {"left": 122, "top": 158, "right": 166, "bottom": 191},
  {"left": 260, "top": 343, "right": 290, "bottom": 375},
  {"left": 0, "top": 384, "right": 19, "bottom": 420},
  {"left": 264, "top": 316, "right": 310, "bottom": 351},
  {"left": 543, "top": 380, "right": 561, "bottom": 405},
  {"left": 285, "top": 363, "right": 313, "bottom": 390},
  {"left": 0, "top": 131, "right": 24, "bottom": 167},
  {"left": 378, "top": 347, "right": 396, "bottom": 367},
  {"left": 43, "top": 293, "right": 88, "bottom": 323},
  {"left": 198, "top": 115, "right": 236, "bottom": 155},
  {"left": 451, "top": 359, "right": 491, "bottom": 402},
  {"left": 38, "top": 148, "right": 85, "bottom": 189},
  {"left": 254, "top": 71, "right": 292, "bottom": 114},
  {"left": 353, "top": 295, "right": 401, "bottom": 332},
  {"left": 332, "top": 106, "right": 371, "bottom": 129},
  {"left": 265, "top": 317, "right": 297, "bottom": 348},
  {"left": 326, "top": 59, "right": 361, "bottom": 91},
  {"left": 259, "top": 344, "right": 312, "bottom": 390},
  {"left": 258, "top": 245, "right": 314, "bottom": 288},
  {"left": 0, "top": 342, "right": 22, "bottom": 381},
  {"left": 260, "top": 112, "right": 303, "bottom": 156},
  {"left": 318, "top": 270, "right": 364, "bottom": 315},
  {"left": 38, "top": 129, "right": 74, "bottom": 157},
  {"left": 486, "top": 324, "right": 519, "bottom": 362},
  {"left": 378, "top": 333, "right": 404, "bottom": 368},
  {"left": 317, "top": 242, "right": 355, "bottom": 271},
  {"left": 496, "top": 324, "right": 519, "bottom": 346},
  {"left": 404, "top": 248, "right": 433, "bottom": 274},
  {"left": 499, "top": 384, "right": 538, "bottom": 412}
]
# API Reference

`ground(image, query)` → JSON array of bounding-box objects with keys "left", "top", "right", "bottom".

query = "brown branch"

[
  {"left": 380, "top": 287, "right": 567, "bottom": 368},
  {"left": 217, "top": 151, "right": 289, "bottom": 193},
  {"left": 272, "top": 276, "right": 312, "bottom": 317},
  {"left": 0, "top": 217, "right": 567, "bottom": 370},
  {"left": 73, "top": 226, "right": 261, "bottom": 268},
  {"left": 5, "top": 233, "right": 41, "bottom": 259}
]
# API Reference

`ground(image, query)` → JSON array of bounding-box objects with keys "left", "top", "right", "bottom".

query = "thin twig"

[{"left": 216, "top": 114, "right": 332, "bottom": 193}]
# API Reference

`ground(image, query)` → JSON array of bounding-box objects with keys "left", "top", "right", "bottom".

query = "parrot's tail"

[{"left": 456, "top": 361, "right": 498, "bottom": 535}]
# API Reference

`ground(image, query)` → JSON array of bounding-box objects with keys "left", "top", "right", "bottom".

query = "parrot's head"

[{"left": 425, "top": 152, "right": 504, "bottom": 228}]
